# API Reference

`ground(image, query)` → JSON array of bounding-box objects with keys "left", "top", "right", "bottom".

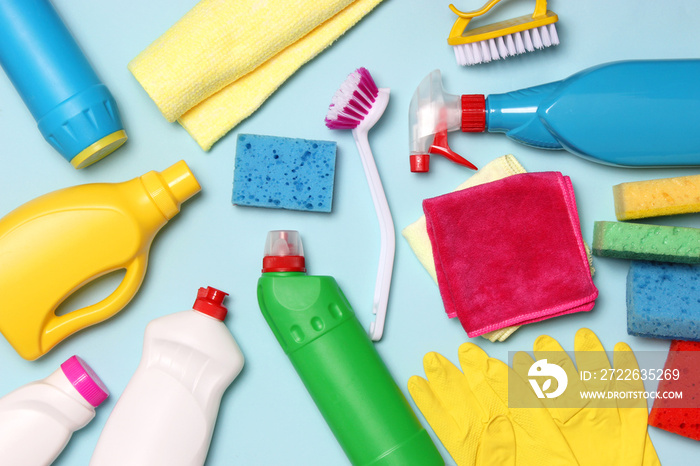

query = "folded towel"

[
  {"left": 402, "top": 154, "right": 526, "bottom": 342},
  {"left": 423, "top": 172, "right": 598, "bottom": 337},
  {"left": 129, "top": 0, "right": 383, "bottom": 150}
]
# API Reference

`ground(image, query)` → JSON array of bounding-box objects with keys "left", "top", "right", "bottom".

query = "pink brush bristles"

[{"left": 325, "top": 67, "right": 379, "bottom": 130}]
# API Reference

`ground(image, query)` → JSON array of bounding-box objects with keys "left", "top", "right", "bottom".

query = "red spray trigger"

[
  {"left": 410, "top": 100, "right": 478, "bottom": 172},
  {"left": 409, "top": 130, "right": 478, "bottom": 172},
  {"left": 428, "top": 129, "right": 478, "bottom": 171}
]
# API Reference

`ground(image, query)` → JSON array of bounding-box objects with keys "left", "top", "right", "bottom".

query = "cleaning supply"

[
  {"left": 257, "top": 230, "right": 443, "bottom": 466},
  {"left": 593, "top": 221, "right": 700, "bottom": 264},
  {"left": 448, "top": 0, "right": 559, "bottom": 66},
  {"left": 90, "top": 287, "right": 244, "bottom": 466},
  {"left": 232, "top": 134, "right": 337, "bottom": 212},
  {"left": 0, "top": 355, "right": 108, "bottom": 466},
  {"left": 613, "top": 174, "right": 700, "bottom": 220},
  {"left": 403, "top": 154, "right": 526, "bottom": 342},
  {"left": 0, "top": 0, "right": 127, "bottom": 168},
  {"left": 649, "top": 339, "right": 700, "bottom": 441},
  {"left": 423, "top": 171, "right": 597, "bottom": 337},
  {"left": 408, "top": 68, "right": 477, "bottom": 172},
  {"left": 325, "top": 67, "right": 394, "bottom": 341},
  {"left": 129, "top": 0, "right": 383, "bottom": 151},
  {"left": 511, "top": 328, "right": 660, "bottom": 466},
  {"left": 408, "top": 341, "right": 578, "bottom": 465},
  {"left": 627, "top": 260, "right": 700, "bottom": 341},
  {"left": 0, "top": 161, "right": 201, "bottom": 360},
  {"left": 409, "top": 60, "right": 700, "bottom": 172}
]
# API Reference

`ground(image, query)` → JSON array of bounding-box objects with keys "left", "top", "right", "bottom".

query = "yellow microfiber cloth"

[
  {"left": 129, "top": 0, "right": 383, "bottom": 150},
  {"left": 402, "top": 154, "right": 526, "bottom": 342}
]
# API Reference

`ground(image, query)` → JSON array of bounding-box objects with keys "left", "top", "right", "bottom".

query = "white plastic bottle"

[
  {"left": 90, "top": 286, "right": 245, "bottom": 466},
  {"left": 0, "top": 355, "right": 109, "bottom": 466}
]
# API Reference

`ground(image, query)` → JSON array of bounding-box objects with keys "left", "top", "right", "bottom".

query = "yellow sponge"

[{"left": 613, "top": 174, "right": 700, "bottom": 220}]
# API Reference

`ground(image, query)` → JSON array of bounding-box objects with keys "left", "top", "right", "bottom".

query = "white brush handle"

[{"left": 352, "top": 122, "right": 395, "bottom": 342}]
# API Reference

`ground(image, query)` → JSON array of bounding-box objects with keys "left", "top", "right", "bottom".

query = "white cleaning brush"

[
  {"left": 448, "top": 0, "right": 559, "bottom": 66},
  {"left": 325, "top": 68, "right": 395, "bottom": 341}
]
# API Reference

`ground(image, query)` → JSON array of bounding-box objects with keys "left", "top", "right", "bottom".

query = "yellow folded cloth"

[
  {"left": 129, "top": 0, "right": 383, "bottom": 150},
  {"left": 402, "top": 155, "right": 526, "bottom": 342}
]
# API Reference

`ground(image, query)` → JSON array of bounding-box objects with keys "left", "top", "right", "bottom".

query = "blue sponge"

[
  {"left": 233, "top": 134, "right": 336, "bottom": 212},
  {"left": 627, "top": 260, "right": 700, "bottom": 341}
]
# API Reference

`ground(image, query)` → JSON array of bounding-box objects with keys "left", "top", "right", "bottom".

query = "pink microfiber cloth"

[{"left": 423, "top": 171, "right": 597, "bottom": 337}]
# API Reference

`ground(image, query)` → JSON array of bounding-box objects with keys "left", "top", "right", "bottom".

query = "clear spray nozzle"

[{"left": 408, "top": 70, "right": 478, "bottom": 172}]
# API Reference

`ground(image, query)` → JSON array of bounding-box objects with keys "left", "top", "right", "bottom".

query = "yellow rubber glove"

[
  {"left": 408, "top": 344, "right": 578, "bottom": 466},
  {"left": 478, "top": 416, "right": 515, "bottom": 466},
  {"left": 512, "top": 328, "right": 660, "bottom": 466}
]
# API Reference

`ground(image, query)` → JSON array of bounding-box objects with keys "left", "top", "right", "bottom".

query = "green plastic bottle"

[{"left": 256, "top": 230, "right": 443, "bottom": 466}]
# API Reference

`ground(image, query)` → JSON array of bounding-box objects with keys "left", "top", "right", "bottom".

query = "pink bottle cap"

[
  {"left": 193, "top": 286, "right": 228, "bottom": 321},
  {"left": 60, "top": 356, "right": 109, "bottom": 407}
]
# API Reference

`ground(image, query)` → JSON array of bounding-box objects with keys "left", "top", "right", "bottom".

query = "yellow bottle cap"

[
  {"left": 160, "top": 160, "right": 201, "bottom": 205},
  {"left": 142, "top": 161, "right": 201, "bottom": 220},
  {"left": 70, "top": 130, "right": 128, "bottom": 169}
]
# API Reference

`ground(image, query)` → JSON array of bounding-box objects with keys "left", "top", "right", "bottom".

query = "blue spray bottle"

[
  {"left": 0, "top": 0, "right": 127, "bottom": 168},
  {"left": 409, "top": 60, "right": 700, "bottom": 171}
]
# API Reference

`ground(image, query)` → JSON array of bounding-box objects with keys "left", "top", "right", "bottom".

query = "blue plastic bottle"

[
  {"left": 0, "top": 0, "right": 127, "bottom": 168},
  {"left": 409, "top": 60, "right": 700, "bottom": 170}
]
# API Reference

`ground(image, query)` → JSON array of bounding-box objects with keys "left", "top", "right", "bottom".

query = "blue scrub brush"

[{"left": 325, "top": 67, "right": 395, "bottom": 341}]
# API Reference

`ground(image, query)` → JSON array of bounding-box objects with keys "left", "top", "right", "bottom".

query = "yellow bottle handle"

[{"left": 41, "top": 254, "right": 148, "bottom": 354}]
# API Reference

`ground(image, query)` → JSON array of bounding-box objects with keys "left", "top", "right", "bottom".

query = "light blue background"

[{"left": 1, "top": 0, "right": 699, "bottom": 464}]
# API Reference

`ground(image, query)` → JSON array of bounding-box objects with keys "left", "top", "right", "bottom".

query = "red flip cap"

[{"left": 193, "top": 287, "right": 228, "bottom": 321}]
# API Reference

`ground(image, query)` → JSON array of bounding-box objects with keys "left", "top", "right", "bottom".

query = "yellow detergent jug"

[{"left": 0, "top": 160, "right": 201, "bottom": 360}]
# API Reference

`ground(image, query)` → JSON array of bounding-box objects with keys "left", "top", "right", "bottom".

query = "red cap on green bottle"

[{"left": 262, "top": 230, "right": 306, "bottom": 273}]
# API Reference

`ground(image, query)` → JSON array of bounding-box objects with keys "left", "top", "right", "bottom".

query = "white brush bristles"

[
  {"left": 325, "top": 67, "right": 379, "bottom": 130},
  {"left": 325, "top": 72, "right": 363, "bottom": 122},
  {"left": 454, "top": 23, "right": 559, "bottom": 66}
]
